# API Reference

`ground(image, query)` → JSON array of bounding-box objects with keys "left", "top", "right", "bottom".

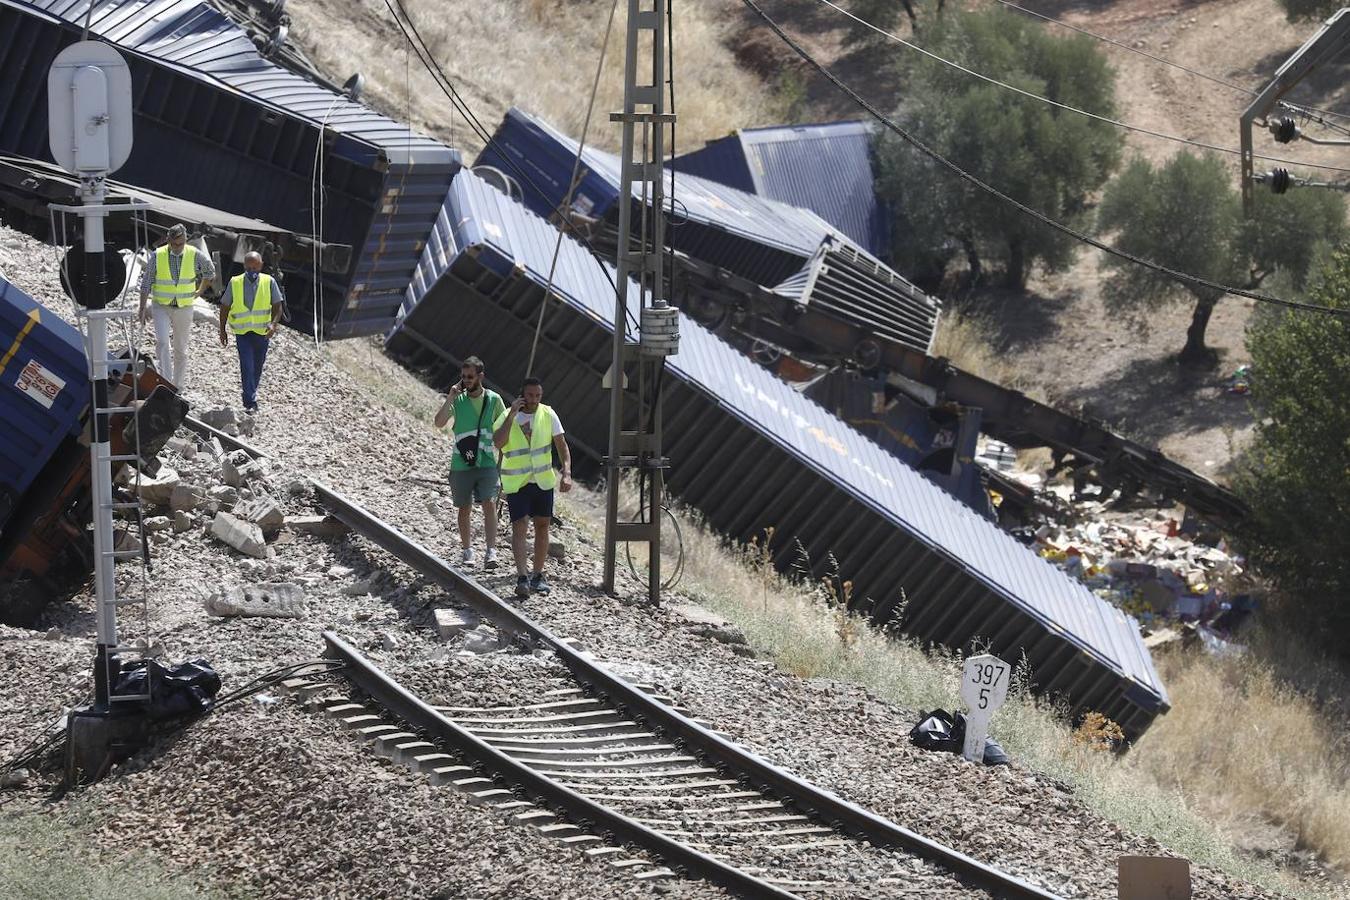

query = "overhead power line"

[
  {"left": 815, "top": 0, "right": 1350, "bottom": 175},
  {"left": 989, "top": 0, "right": 1350, "bottom": 125},
  {"left": 380, "top": 0, "right": 638, "bottom": 324},
  {"left": 740, "top": 0, "right": 1350, "bottom": 317}
]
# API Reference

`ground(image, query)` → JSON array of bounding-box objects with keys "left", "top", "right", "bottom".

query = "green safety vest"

[
  {"left": 499, "top": 404, "right": 558, "bottom": 495},
  {"left": 450, "top": 390, "right": 503, "bottom": 471},
  {"left": 152, "top": 245, "right": 200, "bottom": 307},
  {"left": 228, "top": 273, "right": 274, "bottom": 335}
]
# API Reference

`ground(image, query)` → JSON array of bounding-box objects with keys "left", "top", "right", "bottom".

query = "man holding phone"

[
  {"left": 434, "top": 356, "right": 506, "bottom": 568},
  {"left": 493, "top": 376, "right": 572, "bottom": 597}
]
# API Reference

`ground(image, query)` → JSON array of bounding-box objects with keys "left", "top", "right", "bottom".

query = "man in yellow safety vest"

[
  {"left": 137, "top": 223, "right": 215, "bottom": 390},
  {"left": 493, "top": 376, "right": 572, "bottom": 597},
  {"left": 217, "top": 251, "right": 285, "bottom": 414}
]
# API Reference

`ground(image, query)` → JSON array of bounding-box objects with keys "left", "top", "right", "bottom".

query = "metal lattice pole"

[{"left": 602, "top": 0, "right": 679, "bottom": 603}]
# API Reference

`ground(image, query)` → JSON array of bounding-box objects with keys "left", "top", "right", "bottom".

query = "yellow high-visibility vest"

[
  {"left": 151, "top": 245, "right": 200, "bottom": 307},
  {"left": 499, "top": 404, "right": 558, "bottom": 495},
  {"left": 228, "top": 273, "right": 274, "bottom": 335}
]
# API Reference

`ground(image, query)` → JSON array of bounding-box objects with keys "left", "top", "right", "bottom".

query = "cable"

[
  {"left": 990, "top": 0, "right": 1350, "bottom": 125},
  {"left": 528, "top": 0, "right": 620, "bottom": 377},
  {"left": 815, "top": 0, "right": 1350, "bottom": 175},
  {"left": 740, "top": 0, "right": 1350, "bottom": 317},
  {"left": 311, "top": 96, "right": 343, "bottom": 345},
  {"left": 381, "top": 0, "right": 639, "bottom": 329}
]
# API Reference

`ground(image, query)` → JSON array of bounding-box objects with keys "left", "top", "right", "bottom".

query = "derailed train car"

[
  {"left": 387, "top": 169, "right": 1171, "bottom": 741},
  {"left": 0, "top": 275, "right": 185, "bottom": 622},
  {"left": 0, "top": 0, "right": 459, "bottom": 338}
]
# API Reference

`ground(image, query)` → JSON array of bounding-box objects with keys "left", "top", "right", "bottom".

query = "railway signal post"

[
  {"left": 602, "top": 0, "right": 680, "bottom": 604},
  {"left": 48, "top": 40, "right": 149, "bottom": 780}
]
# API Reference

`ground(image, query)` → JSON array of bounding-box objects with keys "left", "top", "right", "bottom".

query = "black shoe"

[
  {"left": 529, "top": 572, "right": 550, "bottom": 595},
  {"left": 514, "top": 575, "right": 530, "bottom": 598}
]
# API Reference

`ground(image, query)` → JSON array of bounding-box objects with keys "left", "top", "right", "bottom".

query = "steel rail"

[
  {"left": 183, "top": 415, "right": 1063, "bottom": 900},
  {"left": 320, "top": 631, "right": 796, "bottom": 899}
]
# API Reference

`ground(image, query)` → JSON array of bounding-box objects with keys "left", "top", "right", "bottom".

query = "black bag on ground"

[
  {"left": 908, "top": 708, "right": 1010, "bottom": 766},
  {"left": 111, "top": 658, "right": 222, "bottom": 720}
]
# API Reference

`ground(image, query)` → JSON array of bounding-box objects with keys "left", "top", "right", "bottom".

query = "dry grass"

[
  {"left": 1133, "top": 644, "right": 1350, "bottom": 872},
  {"left": 931, "top": 309, "right": 1019, "bottom": 388},
  {"left": 0, "top": 805, "right": 214, "bottom": 899},
  {"left": 287, "top": 0, "right": 780, "bottom": 159},
  {"left": 654, "top": 507, "right": 1348, "bottom": 899}
]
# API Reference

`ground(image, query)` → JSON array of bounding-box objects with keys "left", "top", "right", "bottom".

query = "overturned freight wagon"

[
  {"left": 477, "top": 107, "right": 919, "bottom": 300},
  {"left": 669, "top": 120, "right": 889, "bottom": 262},
  {"left": 0, "top": 0, "right": 458, "bottom": 338},
  {"left": 387, "top": 169, "right": 1170, "bottom": 740}
]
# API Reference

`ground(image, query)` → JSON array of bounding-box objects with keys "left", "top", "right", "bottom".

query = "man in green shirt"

[{"left": 433, "top": 356, "right": 506, "bottom": 568}]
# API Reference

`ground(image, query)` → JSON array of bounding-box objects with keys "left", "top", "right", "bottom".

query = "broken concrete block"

[
  {"left": 143, "top": 516, "right": 172, "bottom": 533},
  {"left": 204, "top": 437, "right": 225, "bottom": 461},
  {"left": 283, "top": 515, "right": 349, "bottom": 537},
  {"left": 237, "top": 495, "right": 285, "bottom": 537},
  {"left": 172, "top": 510, "right": 193, "bottom": 533},
  {"left": 205, "top": 582, "right": 305, "bottom": 618},
  {"left": 164, "top": 435, "right": 196, "bottom": 459},
  {"left": 462, "top": 625, "right": 502, "bottom": 654},
  {"left": 169, "top": 483, "right": 204, "bottom": 512},
  {"left": 207, "top": 485, "right": 239, "bottom": 509},
  {"left": 380, "top": 631, "right": 400, "bottom": 651},
  {"left": 222, "top": 450, "right": 265, "bottom": 487},
  {"left": 434, "top": 608, "right": 480, "bottom": 641},
  {"left": 135, "top": 466, "right": 180, "bottom": 506},
  {"left": 209, "top": 512, "right": 267, "bottom": 558}
]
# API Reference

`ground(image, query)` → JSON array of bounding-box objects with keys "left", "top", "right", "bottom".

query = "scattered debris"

[
  {"left": 433, "top": 607, "right": 480, "bottom": 641},
  {"left": 284, "top": 514, "right": 349, "bottom": 537},
  {"left": 135, "top": 466, "right": 180, "bottom": 506},
  {"left": 237, "top": 495, "right": 285, "bottom": 537},
  {"left": 209, "top": 511, "right": 268, "bottom": 558},
  {"left": 461, "top": 625, "right": 502, "bottom": 654},
  {"left": 204, "top": 583, "right": 306, "bottom": 618}
]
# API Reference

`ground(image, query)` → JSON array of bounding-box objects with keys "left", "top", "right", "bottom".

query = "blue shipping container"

[
  {"left": 670, "top": 121, "right": 892, "bottom": 261},
  {"left": 0, "top": 275, "right": 88, "bottom": 530}
]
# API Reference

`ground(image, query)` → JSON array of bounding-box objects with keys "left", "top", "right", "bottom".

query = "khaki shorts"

[{"left": 449, "top": 467, "right": 499, "bottom": 507}]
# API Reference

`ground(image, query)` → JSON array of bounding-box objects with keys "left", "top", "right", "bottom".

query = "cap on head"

[{"left": 167, "top": 224, "right": 187, "bottom": 240}]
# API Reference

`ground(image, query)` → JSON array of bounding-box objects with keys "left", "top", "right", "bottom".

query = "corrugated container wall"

[
  {"left": 0, "top": 0, "right": 459, "bottom": 339},
  {"left": 475, "top": 108, "right": 866, "bottom": 287},
  {"left": 0, "top": 275, "right": 87, "bottom": 531},
  {"left": 670, "top": 122, "right": 892, "bottom": 262}
]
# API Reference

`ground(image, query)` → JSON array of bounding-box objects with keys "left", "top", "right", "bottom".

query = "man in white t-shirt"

[{"left": 493, "top": 377, "right": 572, "bottom": 597}]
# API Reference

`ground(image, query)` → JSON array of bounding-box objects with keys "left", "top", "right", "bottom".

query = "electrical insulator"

[
  {"left": 1269, "top": 116, "right": 1300, "bottom": 144},
  {"left": 1269, "top": 168, "right": 1292, "bottom": 194},
  {"left": 639, "top": 304, "right": 680, "bottom": 357}
]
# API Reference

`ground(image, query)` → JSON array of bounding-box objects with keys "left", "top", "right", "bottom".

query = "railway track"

[{"left": 184, "top": 415, "right": 1063, "bottom": 900}]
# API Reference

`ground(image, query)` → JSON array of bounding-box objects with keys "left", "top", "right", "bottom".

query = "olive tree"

[
  {"left": 873, "top": 8, "right": 1122, "bottom": 289},
  {"left": 1097, "top": 151, "right": 1345, "bottom": 362}
]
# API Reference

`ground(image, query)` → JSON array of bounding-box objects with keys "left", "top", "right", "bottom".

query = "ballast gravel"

[{"left": 0, "top": 223, "right": 1285, "bottom": 899}]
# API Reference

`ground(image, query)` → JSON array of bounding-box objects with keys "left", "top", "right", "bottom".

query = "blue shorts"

[
  {"left": 506, "top": 483, "right": 554, "bottom": 522},
  {"left": 449, "top": 467, "right": 499, "bottom": 507}
]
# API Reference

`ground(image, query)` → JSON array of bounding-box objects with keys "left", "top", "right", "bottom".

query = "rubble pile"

[{"left": 1020, "top": 482, "right": 1254, "bottom": 650}]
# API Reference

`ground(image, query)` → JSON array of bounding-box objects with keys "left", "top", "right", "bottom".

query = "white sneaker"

[
  {"left": 484, "top": 548, "right": 499, "bottom": 570},
  {"left": 461, "top": 548, "right": 475, "bottom": 566}
]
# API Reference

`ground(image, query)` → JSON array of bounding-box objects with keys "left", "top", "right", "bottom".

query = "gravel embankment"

[{"left": 0, "top": 223, "right": 1282, "bottom": 899}]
